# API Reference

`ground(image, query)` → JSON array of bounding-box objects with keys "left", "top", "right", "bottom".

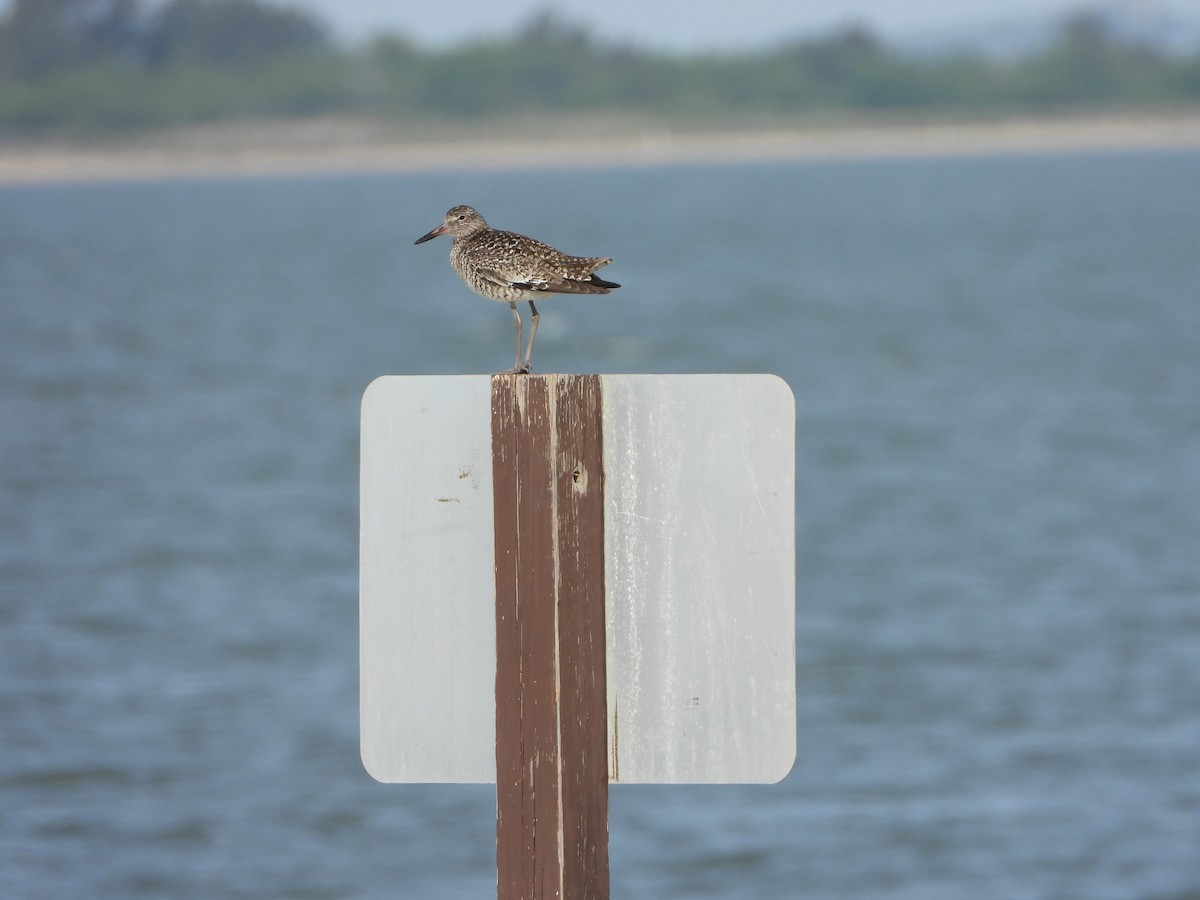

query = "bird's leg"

[
  {"left": 522, "top": 300, "right": 540, "bottom": 373},
  {"left": 506, "top": 301, "right": 526, "bottom": 374}
]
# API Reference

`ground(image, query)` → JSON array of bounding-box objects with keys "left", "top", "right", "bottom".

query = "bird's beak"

[{"left": 414, "top": 223, "right": 449, "bottom": 245}]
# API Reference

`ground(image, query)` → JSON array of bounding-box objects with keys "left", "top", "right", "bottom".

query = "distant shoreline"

[{"left": 2, "top": 111, "right": 1199, "bottom": 185}]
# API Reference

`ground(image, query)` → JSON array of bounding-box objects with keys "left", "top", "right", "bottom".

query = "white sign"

[{"left": 361, "top": 375, "right": 795, "bottom": 784}]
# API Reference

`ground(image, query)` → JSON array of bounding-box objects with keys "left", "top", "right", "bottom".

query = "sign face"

[{"left": 361, "top": 374, "right": 795, "bottom": 784}]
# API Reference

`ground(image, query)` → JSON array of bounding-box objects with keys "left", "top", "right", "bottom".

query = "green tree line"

[{"left": 2, "top": 0, "right": 1199, "bottom": 135}]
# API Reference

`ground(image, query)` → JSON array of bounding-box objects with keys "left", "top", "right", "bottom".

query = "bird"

[{"left": 414, "top": 205, "right": 620, "bottom": 374}]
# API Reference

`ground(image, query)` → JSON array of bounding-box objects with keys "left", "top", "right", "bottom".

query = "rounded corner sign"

[{"left": 361, "top": 374, "right": 796, "bottom": 785}]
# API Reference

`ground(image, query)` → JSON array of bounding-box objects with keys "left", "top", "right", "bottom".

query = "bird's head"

[{"left": 414, "top": 205, "right": 488, "bottom": 244}]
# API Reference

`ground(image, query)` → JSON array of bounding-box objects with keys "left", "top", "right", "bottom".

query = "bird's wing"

[
  {"left": 506, "top": 245, "right": 615, "bottom": 294},
  {"left": 472, "top": 231, "right": 616, "bottom": 293}
]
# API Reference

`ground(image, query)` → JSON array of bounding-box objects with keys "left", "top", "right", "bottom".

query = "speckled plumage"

[{"left": 415, "top": 205, "right": 619, "bottom": 373}]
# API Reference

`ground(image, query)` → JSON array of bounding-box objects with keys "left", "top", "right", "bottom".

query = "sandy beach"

[{"left": 2, "top": 110, "right": 1199, "bottom": 185}]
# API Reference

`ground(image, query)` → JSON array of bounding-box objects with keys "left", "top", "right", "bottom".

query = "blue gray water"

[{"left": 2, "top": 150, "right": 1199, "bottom": 898}]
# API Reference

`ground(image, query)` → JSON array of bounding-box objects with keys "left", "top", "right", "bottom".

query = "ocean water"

[{"left": 2, "top": 149, "right": 1200, "bottom": 898}]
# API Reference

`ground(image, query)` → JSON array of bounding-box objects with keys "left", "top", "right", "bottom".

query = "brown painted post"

[{"left": 491, "top": 374, "right": 610, "bottom": 900}]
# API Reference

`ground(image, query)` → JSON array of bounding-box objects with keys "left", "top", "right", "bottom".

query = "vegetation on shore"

[{"left": 2, "top": 0, "right": 1199, "bottom": 137}]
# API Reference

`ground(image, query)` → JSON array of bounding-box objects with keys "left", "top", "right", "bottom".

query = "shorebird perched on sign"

[{"left": 415, "top": 205, "right": 620, "bottom": 374}]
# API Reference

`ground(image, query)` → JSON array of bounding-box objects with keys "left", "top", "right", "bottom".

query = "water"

[{"left": 2, "top": 150, "right": 1200, "bottom": 898}]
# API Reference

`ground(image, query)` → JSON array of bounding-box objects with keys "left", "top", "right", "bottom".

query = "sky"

[{"left": 285, "top": 0, "right": 1126, "bottom": 50}]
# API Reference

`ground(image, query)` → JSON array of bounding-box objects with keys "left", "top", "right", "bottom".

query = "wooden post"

[{"left": 491, "top": 374, "right": 610, "bottom": 900}]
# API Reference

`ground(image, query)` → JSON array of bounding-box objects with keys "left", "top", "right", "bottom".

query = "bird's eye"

[{"left": 457, "top": 214, "right": 466, "bottom": 221}]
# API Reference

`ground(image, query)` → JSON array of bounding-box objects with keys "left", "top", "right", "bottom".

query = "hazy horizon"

[
  {"left": 2, "top": 0, "right": 1192, "bottom": 52},
  {"left": 285, "top": 0, "right": 1191, "bottom": 50}
]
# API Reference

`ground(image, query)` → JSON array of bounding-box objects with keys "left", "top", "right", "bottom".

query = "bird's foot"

[{"left": 499, "top": 363, "right": 532, "bottom": 375}]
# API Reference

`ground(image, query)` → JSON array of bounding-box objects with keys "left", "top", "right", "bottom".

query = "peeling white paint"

[{"left": 602, "top": 375, "right": 796, "bottom": 783}]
